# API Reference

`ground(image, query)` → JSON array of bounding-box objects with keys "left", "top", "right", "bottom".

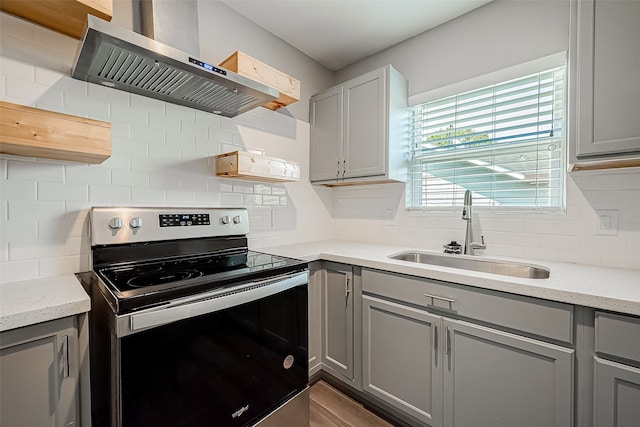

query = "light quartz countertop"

[
  {"left": 0, "top": 275, "right": 90, "bottom": 332},
  {"left": 259, "top": 240, "right": 640, "bottom": 316}
]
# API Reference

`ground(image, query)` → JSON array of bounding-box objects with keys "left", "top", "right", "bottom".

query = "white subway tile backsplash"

[
  {"left": 263, "top": 195, "right": 280, "bottom": 206},
  {"left": 166, "top": 103, "right": 196, "bottom": 123},
  {"left": 65, "top": 165, "right": 111, "bottom": 185},
  {"left": 195, "top": 191, "right": 219, "bottom": 205},
  {"left": 64, "top": 92, "right": 111, "bottom": 121},
  {"left": 89, "top": 184, "right": 131, "bottom": 203},
  {"left": 111, "top": 105, "right": 148, "bottom": 126},
  {"left": 131, "top": 188, "right": 165, "bottom": 203},
  {"left": 219, "top": 183, "right": 234, "bottom": 193},
  {"left": 0, "top": 56, "right": 35, "bottom": 80},
  {"left": 7, "top": 160, "right": 64, "bottom": 182},
  {"left": 38, "top": 182, "right": 88, "bottom": 201},
  {"left": 130, "top": 156, "right": 165, "bottom": 174},
  {"left": 166, "top": 190, "right": 196, "bottom": 204},
  {"left": 0, "top": 180, "right": 36, "bottom": 201},
  {"left": 130, "top": 93, "right": 165, "bottom": 115},
  {"left": 220, "top": 193, "right": 243, "bottom": 206},
  {"left": 9, "top": 238, "right": 65, "bottom": 260},
  {"left": 7, "top": 200, "right": 65, "bottom": 221},
  {"left": 244, "top": 194, "right": 262, "bottom": 205},
  {"left": 39, "top": 255, "right": 86, "bottom": 278},
  {"left": 150, "top": 113, "right": 181, "bottom": 133},
  {"left": 195, "top": 110, "right": 221, "bottom": 129},
  {"left": 112, "top": 170, "right": 149, "bottom": 188},
  {"left": 0, "top": 259, "right": 39, "bottom": 283},
  {"left": 149, "top": 173, "right": 181, "bottom": 190},
  {"left": 5, "top": 75, "right": 50, "bottom": 104},
  {"left": 131, "top": 124, "right": 165, "bottom": 144},
  {"left": 100, "top": 153, "right": 132, "bottom": 171},
  {"left": 180, "top": 176, "right": 208, "bottom": 192},
  {"left": 149, "top": 143, "right": 181, "bottom": 160}
]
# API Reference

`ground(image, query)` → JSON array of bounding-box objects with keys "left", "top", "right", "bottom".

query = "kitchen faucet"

[{"left": 462, "top": 190, "right": 486, "bottom": 255}]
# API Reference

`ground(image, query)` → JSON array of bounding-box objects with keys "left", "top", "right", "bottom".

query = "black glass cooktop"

[{"left": 94, "top": 249, "right": 307, "bottom": 313}]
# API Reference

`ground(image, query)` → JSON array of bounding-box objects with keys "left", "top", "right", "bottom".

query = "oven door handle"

[{"left": 121, "top": 271, "right": 308, "bottom": 336}]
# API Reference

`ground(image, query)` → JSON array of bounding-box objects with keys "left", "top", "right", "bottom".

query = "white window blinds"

[{"left": 408, "top": 65, "right": 566, "bottom": 211}]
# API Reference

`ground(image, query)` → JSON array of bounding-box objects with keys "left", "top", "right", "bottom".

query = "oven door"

[{"left": 116, "top": 273, "right": 308, "bottom": 427}]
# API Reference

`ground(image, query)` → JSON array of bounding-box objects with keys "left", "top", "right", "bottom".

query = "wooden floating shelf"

[
  {"left": 220, "top": 51, "right": 300, "bottom": 111},
  {"left": 0, "top": 101, "right": 111, "bottom": 164},
  {"left": 0, "top": 0, "right": 113, "bottom": 39},
  {"left": 215, "top": 151, "right": 300, "bottom": 182}
]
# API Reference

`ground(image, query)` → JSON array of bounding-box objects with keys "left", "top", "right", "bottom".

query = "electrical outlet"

[{"left": 595, "top": 209, "right": 618, "bottom": 236}]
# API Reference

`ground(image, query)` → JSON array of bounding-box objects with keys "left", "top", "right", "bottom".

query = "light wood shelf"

[
  {"left": 214, "top": 151, "right": 300, "bottom": 182},
  {"left": 0, "top": 101, "right": 111, "bottom": 164},
  {"left": 0, "top": 0, "right": 113, "bottom": 39}
]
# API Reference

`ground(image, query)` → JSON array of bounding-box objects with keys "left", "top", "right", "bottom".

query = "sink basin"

[{"left": 388, "top": 251, "right": 550, "bottom": 279}]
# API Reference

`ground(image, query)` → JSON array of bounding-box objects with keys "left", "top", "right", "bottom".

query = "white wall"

[
  {"left": 336, "top": 0, "right": 570, "bottom": 98},
  {"left": 0, "top": 7, "right": 334, "bottom": 284},
  {"left": 327, "top": 0, "right": 640, "bottom": 270}
]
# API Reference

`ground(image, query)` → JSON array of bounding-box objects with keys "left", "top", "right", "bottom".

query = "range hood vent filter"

[{"left": 72, "top": 15, "right": 278, "bottom": 117}]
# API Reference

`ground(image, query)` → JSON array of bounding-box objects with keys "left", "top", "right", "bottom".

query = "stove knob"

[
  {"left": 221, "top": 215, "right": 230, "bottom": 225},
  {"left": 233, "top": 215, "right": 242, "bottom": 224},
  {"left": 108, "top": 217, "right": 123, "bottom": 231},
  {"left": 129, "top": 217, "right": 144, "bottom": 229}
]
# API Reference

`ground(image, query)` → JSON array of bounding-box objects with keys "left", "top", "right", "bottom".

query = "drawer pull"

[{"left": 423, "top": 293, "right": 455, "bottom": 304}]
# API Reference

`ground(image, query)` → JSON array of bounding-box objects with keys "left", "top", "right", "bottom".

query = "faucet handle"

[{"left": 472, "top": 235, "right": 487, "bottom": 251}]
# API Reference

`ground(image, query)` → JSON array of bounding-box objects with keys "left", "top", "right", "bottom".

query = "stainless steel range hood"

[{"left": 71, "top": 15, "right": 278, "bottom": 117}]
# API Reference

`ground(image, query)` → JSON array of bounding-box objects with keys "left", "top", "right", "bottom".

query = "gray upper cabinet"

[
  {"left": 320, "top": 262, "right": 361, "bottom": 388},
  {"left": 310, "top": 65, "right": 408, "bottom": 184},
  {"left": 593, "top": 311, "right": 640, "bottom": 427},
  {"left": 443, "top": 318, "right": 574, "bottom": 427},
  {"left": 570, "top": 0, "right": 640, "bottom": 168},
  {"left": 1, "top": 317, "right": 80, "bottom": 427}
]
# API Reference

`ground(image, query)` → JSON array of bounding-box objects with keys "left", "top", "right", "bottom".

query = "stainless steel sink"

[{"left": 388, "top": 251, "right": 550, "bottom": 279}]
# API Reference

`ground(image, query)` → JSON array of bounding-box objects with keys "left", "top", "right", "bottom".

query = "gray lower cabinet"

[
  {"left": 0, "top": 316, "right": 80, "bottom": 427},
  {"left": 593, "top": 358, "right": 640, "bottom": 427},
  {"left": 320, "top": 261, "right": 361, "bottom": 388},
  {"left": 593, "top": 311, "right": 640, "bottom": 427},
  {"left": 362, "top": 295, "right": 442, "bottom": 426},
  {"left": 308, "top": 261, "right": 323, "bottom": 376},
  {"left": 361, "top": 268, "right": 574, "bottom": 427},
  {"left": 443, "top": 318, "right": 574, "bottom": 427}
]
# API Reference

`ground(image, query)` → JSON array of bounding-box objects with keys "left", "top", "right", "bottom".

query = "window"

[{"left": 408, "top": 64, "right": 566, "bottom": 211}]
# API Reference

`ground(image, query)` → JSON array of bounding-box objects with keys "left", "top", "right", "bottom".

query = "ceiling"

[{"left": 220, "top": 0, "right": 493, "bottom": 71}]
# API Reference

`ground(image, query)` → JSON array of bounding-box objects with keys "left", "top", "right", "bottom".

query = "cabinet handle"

[
  {"left": 344, "top": 276, "right": 351, "bottom": 300},
  {"left": 445, "top": 326, "right": 451, "bottom": 356},
  {"left": 336, "top": 160, "right": 341, "bottom": 178},
  {"left": 423, "top": 293, "right": 455, "bottom": 304},
  {"left": 434, "top": 325, "right": 438, "bottom": 352},
  {"left": 342, "top": 160, "right": 346, "bottom": 179},
  {"left": 62, "top": 335, "right": 70, "bottom": 378}
]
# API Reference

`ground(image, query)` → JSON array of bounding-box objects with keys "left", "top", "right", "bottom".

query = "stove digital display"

[{"left": 159, "top": 213, "right": 210, "bottom": 227}]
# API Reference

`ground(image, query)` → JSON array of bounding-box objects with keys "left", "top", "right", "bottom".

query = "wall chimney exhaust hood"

[{"left": 71, "top": 15, "right": 278, "bottom": 117}]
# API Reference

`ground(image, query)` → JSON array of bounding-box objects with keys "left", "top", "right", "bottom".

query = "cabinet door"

[
  {"left": 362, "top": 295, "right": 442, "bottom": 426},
  {"left": 310, "top": 86, "right": 343, "bottom": 182},
  {"left": 343, "top": 67, "right": 386, "bottom": 179},
  {"left": 0, "top": 317, "right": 79, "bottom": 427},
  {"left": 321, "top": 262, "right": 354, "bottom": 380},
  {"left": 443, "top": 318, "right": 574, "bottom": 427},
  {"left": 594, "top": 357, "right": 640, "bottom": 427},
  {"left": 575, "top": 0, "right": 640, "bottom": 158},
  {"left": 308, "top": 263, "right": 323, "bottom": 376}
]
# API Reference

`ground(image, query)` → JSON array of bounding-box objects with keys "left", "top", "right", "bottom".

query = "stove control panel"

[
  {"left": 159, "top": 213, "right": 210, "bottom": 227},
  {"left": 90, "top": 207, "right": 249, "bottom": 246}
]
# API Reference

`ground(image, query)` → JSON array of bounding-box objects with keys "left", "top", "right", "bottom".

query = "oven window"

[{"left": 120, "top": 285, "right": 308, "bottom": 427}]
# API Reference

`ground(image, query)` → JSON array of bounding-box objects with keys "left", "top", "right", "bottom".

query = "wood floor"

[{"left": 309, "top": 381, "right": 395, "bottom": 427}]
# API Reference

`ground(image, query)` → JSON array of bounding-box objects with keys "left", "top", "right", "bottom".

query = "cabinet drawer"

[
  {"left": 362, "top": 269, "right": 573, "bottom": 344},
  {"left": 595, "top": 311, "right": 640, "bottom": 362}
]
